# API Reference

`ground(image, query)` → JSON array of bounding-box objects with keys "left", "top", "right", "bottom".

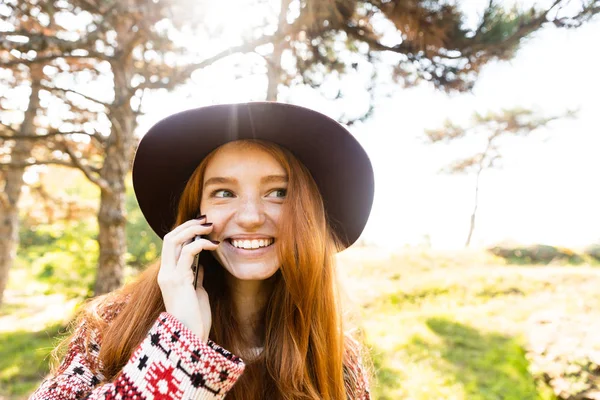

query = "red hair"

[{"left": 51, "top": 140, "right": 367, "bottom": 399}]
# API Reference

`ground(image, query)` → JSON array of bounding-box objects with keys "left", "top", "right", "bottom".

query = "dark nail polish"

[
  {"left": 210, "top": 240, "right": 220, "bottom": 245},
  {"left": 196, "top": 214, "right": 206, "bottom": 220},
  {"left": 201, "top": 223, "right": 213, "bottom": 227}
]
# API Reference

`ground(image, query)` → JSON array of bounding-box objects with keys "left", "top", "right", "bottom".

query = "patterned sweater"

[{"left": 30, "top": 298, "right": 370, "bottom": 400}]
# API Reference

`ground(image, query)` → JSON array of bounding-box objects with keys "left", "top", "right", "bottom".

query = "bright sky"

[
  {"left": 352, "top": 18, "right": 600, "bottom": 250},
  {"left": 361, "top": 24, "right": 600, "bottom": 249},
  {"left": 136, "top": 4, "right": 600, "bottom": 250},
  {"left": 8, "top": 1, "right": 600, "bottom": 250}
]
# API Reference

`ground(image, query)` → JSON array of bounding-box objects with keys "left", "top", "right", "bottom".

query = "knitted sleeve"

[
  {"left": 344, "top": 336, "right": 371, "bottom": 400},
  {"left": 29, "top": 312, "right": 245, "bottom": 400},
  {"left": 354, "top": 357, "right": 371, "bottom": 400}
]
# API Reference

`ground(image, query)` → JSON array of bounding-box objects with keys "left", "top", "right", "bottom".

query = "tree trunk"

[
  {"left": 93, "top": 33, "right": 137, "bottom": 296},
  {"left": 266, "top": 0, "right": 291, "bottom": 101},
  {"left": 465, "top": 165, "right": 483, "bottom": 247},
  {"left": 93, "top": 141, "right": 129, "bottom": 296},
  {"left": 0, "top": 65, "right": 42, "bottom": 306}
]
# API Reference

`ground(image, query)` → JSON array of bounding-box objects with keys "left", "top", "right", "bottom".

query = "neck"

[{"left": 225, "top": 273, "right": 276, "bottom": 348}]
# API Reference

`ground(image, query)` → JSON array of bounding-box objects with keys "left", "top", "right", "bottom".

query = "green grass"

[
  {"left": 337, "top": 248, "right": 600, "bottom": 399},
  {"left": 2, "top": 247, "right": 599, "bottom": 399},
  {"left": 0, "top": 323, "right": 67, "bottom": 397},
  {"left": 406, "top": 317, "right": 547, "bottom": 400},
  {"left": 369, "top": 344, "right": 403, "bottom": 400}
]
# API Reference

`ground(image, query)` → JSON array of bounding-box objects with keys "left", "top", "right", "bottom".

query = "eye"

[
  {"left": 212, "top": 189, "right": 234, "bottom": 198},
  {"left": 267, "top": 188, "right": 287, "bottom": 198}
]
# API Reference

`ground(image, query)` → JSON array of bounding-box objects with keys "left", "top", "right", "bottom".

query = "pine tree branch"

[
  {"left": 342, "top": 25, "right": 419, "bottom": 60},
  {"left": 0, "top": 30, "right": 43, "bottom": 38},
  {"left": 116, "top": 29, "right": 146, "bottom": 61},
  {"left": 0, "top": 122, "right": 19, "bottom": 135},
  {"left": 0, "top": 190, "right": 9, "bottom": 210},
  {"left": 0, "top": 130, "right": 106, "bottom": 143},
  {"left": 0, "top": 53, "right": 110, "bottom": 67},
  {"left": 42, "top": 84, "right": 111, "bottom": 108},
  {"left": 133, "top": 88, "right": 147, "bottom": 114},
  {"left": 73, "top": 0, "right": 104, "bottom": 15},
  {"left": 0, "top": 30, "right": 102, "bottom": 52},
  {"left": 48, "top": 92, "right": 106, "bottom": 119},
  {"left": 166, "top": 33, "right": 288, "bottom": 89},
  {"left": 476, "top": 0, "right": 496, "bottom": 36},
  {"left": 0, "top": 160, "right": 74, "bottom": 169},
  {"left": 143, "top": 33, "right": 284, "bottom": 90},
  {"left": 60, "top": 142, "right": 111, "bottom": 192}
]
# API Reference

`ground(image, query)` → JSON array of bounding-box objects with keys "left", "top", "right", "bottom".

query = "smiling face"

[{"left": 200, "top": 141, "right": 287, "bottom": 281}]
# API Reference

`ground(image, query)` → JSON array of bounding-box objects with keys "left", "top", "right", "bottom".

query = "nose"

[{"left": 235, "top": 195, "right": 266, "bottom": 228}]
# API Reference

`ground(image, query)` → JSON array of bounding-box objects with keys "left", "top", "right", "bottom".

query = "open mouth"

[{"left": 226, "top": 238, "right": 275, "bottom": 250}]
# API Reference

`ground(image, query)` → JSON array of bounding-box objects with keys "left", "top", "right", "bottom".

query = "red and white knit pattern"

[
  {"left": 30, "top": 299, "right": 370, "bottom": 399},
  {"left": 30, "top": 312, "right": 245, "bottom": 400}
]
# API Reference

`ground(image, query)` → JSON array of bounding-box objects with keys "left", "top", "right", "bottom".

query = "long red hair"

[{"left": 51, "top": 139, "right": 366, "bottom": 399}]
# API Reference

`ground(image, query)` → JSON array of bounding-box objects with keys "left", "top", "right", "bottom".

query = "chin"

[
  {"left": 226, "top": 263, "right": 280, "bottom": 281},
  {"left": 214, "top": 246, "right": 281, "bottom": 282}
]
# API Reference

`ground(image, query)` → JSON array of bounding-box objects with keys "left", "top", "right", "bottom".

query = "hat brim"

[{"left": 132, "top": 102, "right": 374, "bottom": 249}]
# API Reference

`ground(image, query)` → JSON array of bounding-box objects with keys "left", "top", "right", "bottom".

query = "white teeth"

[{"left": 231, "top": 238, "right": 273, "bottom": 249}]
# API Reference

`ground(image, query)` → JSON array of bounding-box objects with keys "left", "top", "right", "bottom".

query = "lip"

[
  {"left": 223, "top": 239, "right": 275, "bottom": 258},
  {"left": 226, "top": 235, "right": 275, "bottom": 240}
]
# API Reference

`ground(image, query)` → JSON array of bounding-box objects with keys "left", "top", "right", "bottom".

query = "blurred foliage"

[
  {"left": 488, "top": 244, "right": 599, "bottom": 265},
  {"left": 0, "top": 323, "right": 66, "bottom": 397},
  {"left": 18, "top": 220, "right": 98, "bottom": 299},
  {"left": 527, "top": 313, "right": 600, "bottom": 400},
  {"left": 124, "top": 176, "right": 162, "bottom": 271},
  {"left": 368, "top": 344, "right": 403, "bottom": 400},
  {"left": 16, "top": 170, "right": 161, "bottom": 300},
  {"left": 584, "top": 244, "right": 600, "bottom": 262}
]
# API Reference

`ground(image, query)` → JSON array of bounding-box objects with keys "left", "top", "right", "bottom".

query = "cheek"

[
  {"left": 202, "top": 207, "right": 231, "bottom": 227},
  {"left": 266, "top": 204, "right": 284, "bottom": 223},
  {"left": 199, "top": 195, "right": 212, "bottom": 212}
]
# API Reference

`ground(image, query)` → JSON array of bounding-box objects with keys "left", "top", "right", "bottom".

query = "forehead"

[{"left": 203, "top": 142, "right": 286, "bottom": 178}]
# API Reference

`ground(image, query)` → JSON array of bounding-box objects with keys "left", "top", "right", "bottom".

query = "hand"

[{"left": 157, "top": 216, "right": 219, "bottom": 342}]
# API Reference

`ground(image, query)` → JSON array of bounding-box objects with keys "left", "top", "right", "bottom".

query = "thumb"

[{"left": 193, "top": 262, "right": 205, "bottom": 290}]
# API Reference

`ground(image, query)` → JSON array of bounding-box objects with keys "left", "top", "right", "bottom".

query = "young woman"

[{"left": 30, "top": 102, "right": 375, "bottom": 400}]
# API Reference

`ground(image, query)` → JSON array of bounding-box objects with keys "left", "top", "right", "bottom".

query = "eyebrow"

[{"left": 204, "top": 174, "right": 288, "bottom": 187}]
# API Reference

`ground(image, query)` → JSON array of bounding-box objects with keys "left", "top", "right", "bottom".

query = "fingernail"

[
  {"left": 201, "top": 223, "right": 213, "bottom": 227},
  {"left": 196, "top": 214, "right": 206, "bottom": 220},
  {"left": 210, "top": 240, "right": 220, "bottom": 245}
]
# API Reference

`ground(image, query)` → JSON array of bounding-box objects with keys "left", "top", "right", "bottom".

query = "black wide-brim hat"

[{"left": 132, "top": 102, "right": 374, "bottom": 250}]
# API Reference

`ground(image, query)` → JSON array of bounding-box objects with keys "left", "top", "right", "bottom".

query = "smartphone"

[{"left": 192, "top": 235, "right": 206, "bottom": 290}]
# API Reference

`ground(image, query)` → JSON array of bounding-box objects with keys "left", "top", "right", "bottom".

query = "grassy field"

[
  {"left": 1, "top": 247, "right": 599, "bottom": 399},
  {"left": 336, "top": 248, "right": 600, "bottom": 400}
]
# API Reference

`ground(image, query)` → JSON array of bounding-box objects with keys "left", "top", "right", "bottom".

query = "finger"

[
  {"left": 163, "top": 223, "right": 213, "bottom": 265},
  {"left": 165, "top": 215, "right": 206, "bottom": 240},
  {"left": 162, "top": 217, "right": 205, "bottom": 262},
  {"left": 176, "top": 238, "right": 220, "bottom": 271},
  {"left": 163, "top": 216, "right": 206, "bottom": 247},
  {"left": 173, "top": 225, "right": 215, "bottom": 262},
  {"left": 177, "top": 238, "right": 194, "bottom": 261},
  {"left": 172, "top": 223, "right": 215, "bottom": 246}
]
